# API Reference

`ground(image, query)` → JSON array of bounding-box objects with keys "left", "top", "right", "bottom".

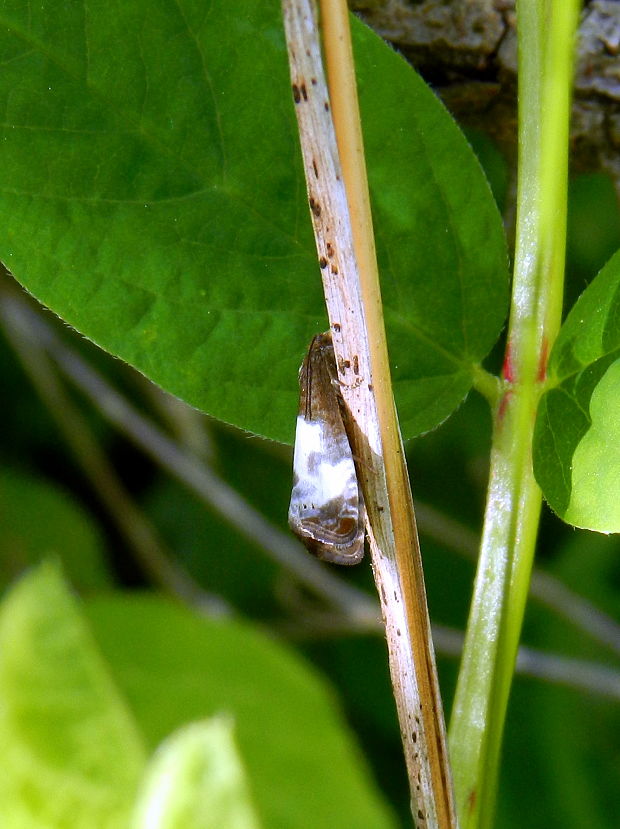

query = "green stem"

[
  {"left": 448, "top": 2, "right": 580, "bottom": 827},
  {"left": 470, "top": 365, "right": 502, "bottom": 408}
]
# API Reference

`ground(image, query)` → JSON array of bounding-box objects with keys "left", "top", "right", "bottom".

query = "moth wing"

[{"left": 288, "top": 335, "right": 365, "bottom": 564}]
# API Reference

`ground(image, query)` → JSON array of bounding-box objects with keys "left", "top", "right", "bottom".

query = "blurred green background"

[{"left": 1, "top": 140, "right": 619, "bottom": 827}]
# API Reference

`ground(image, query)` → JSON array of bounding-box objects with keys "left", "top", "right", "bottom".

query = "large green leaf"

[
  {"left": 0, "top": 562, "right": 146, "bottom": 828},
  {"left": 86, "top": 593, "right": 398, "bottom": 829},
  {"left": 0, "top": 563, "right": 397, "bottom": 828},
  {"left": 533, "top": 249, "right": 620, "bottom": 531},
  {"left": 0, "top": 0, "right": 508, "bottom": 442}
]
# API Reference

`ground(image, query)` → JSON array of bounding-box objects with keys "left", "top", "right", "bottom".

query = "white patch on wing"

[
  {"left": 292, "top": 417, "right": 324, "bottom": 456},
  {"left": 291, "top": 418, "right": 357, "bottom": 504}
]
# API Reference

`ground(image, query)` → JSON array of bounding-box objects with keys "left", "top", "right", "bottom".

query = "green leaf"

[
  {"left": 533, "top": 248, "right": 620, "bottom": 531},
  {"left": 132, "top": 717, "right": 262, "bottom": 829},
  {"left": 86, "top": 593, "right": 398, "bottom": 829},
  {"left": 0, "top": 562, "right": 146, "bottom": 828},
  {"left": 0, "top": 0, "right": 508, "bottom": 442},
  {"left": 0, "top": 468, "right": 111, "bottom": 591}
]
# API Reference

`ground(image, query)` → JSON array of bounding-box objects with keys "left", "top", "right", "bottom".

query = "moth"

[{"left": 288, "top": 332, "right": 366, "bottom": 564}]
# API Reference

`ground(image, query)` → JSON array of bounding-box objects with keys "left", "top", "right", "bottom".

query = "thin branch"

[
  {"left": 530, "top": 571, "right": 620, "bottom": 659},
  {"left": 514, "top": 644, "right": 620, "bottom": 700},
  {"left": 434, "top": 624, "right": 620, "bottom": 701},
  {"left": 414, "top": 501, "right": 620, "bottom": 659},
  {"left": 141, "top": 376, "right": 217, "bottom": 463},
  {"left": 281, "top": 614, "right": 620, "bottom": 700}
]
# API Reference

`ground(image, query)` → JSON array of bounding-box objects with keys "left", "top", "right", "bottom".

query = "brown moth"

[{"left": 288, "top": 332, "right": 366, "bottom": 564}]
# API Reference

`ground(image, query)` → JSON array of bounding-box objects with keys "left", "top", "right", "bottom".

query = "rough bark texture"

[{"left": 352, "top": 0, "right": 620, "bottom": 195}]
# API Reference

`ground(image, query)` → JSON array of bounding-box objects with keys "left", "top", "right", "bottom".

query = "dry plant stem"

[{"left": 282, "top": 2, "right": 456, "bottom": 826}]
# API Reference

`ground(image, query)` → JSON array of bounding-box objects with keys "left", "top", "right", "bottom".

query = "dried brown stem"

[{"left": 282, "top": 1, "right": 457, "bottom": 825}]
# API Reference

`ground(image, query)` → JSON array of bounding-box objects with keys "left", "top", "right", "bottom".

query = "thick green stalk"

[{"left": 448, "top": 3, "right": 580, "bottom": 827}]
